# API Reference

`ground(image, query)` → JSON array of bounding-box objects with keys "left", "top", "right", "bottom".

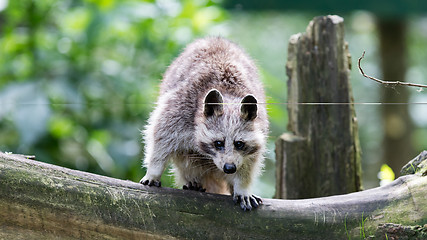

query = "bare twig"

[{"left": 358, "top": 51, "right": 427, "bottom": 89}]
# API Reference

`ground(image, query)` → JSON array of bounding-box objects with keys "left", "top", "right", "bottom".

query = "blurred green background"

[{"left": 0, "top": 0, "right": 426, "bottom": 198}]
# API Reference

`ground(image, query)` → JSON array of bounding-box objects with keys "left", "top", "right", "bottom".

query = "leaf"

[{"left": 378, "top": 164, "right": 395, "bottom": 186}]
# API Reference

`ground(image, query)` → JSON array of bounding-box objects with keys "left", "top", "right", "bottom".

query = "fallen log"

[{"left": 0, "top": 151, "right": 426, "bottom": 239}]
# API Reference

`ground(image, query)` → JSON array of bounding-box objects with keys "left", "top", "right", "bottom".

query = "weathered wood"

[
  {"left": 401, "top": 150, "right": 427, "bottom": 176},
  {"left": 1, "top": 151, "right": 426, "bottom": 239},
  {"left": 276, "top": 15, "right": 362, "bottom": 199}
]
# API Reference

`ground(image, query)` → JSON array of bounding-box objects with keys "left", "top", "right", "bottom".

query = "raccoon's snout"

[{"left": 223, "top": 163, "right": 236, "bottom": 174}]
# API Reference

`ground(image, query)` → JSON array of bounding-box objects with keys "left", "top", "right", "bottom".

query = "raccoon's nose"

[{"left": 223, "top": 163, "right": 236, "bottom": 174}]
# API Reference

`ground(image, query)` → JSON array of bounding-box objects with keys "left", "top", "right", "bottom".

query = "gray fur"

[{"left": 140, "top": 37, "right": 269, "bottom": 211}]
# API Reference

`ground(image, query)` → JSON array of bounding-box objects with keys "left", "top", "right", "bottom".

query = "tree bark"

[
  {"left": 377, "top": 18, "right": 416, "bottom": 177},
  {"left": 1, "top": 151, "right": 426, "bottom": 239},
  {"left": 276, "top": 15, "right": 362, "bottom": 199}
]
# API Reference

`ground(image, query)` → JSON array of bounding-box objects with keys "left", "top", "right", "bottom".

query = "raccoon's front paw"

[
  {"left": 139, "top": 176, "right": 161, "bottom": 187},
  {"left": 183, "top": 181, "right": 206, "bottom": 192},
  {"left": 233, "top": 194, "right": 262, "bottom": 211}
]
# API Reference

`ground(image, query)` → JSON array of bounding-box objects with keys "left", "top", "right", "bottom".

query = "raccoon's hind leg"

[
  {"left": 173, "top": 153, "right": 211, "bottom": 192},
  {"left": 183, "top": 181, "right": 206, "bottom": 192}
]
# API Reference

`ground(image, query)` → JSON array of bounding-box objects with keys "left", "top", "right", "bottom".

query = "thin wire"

[
  {"left": 207, "top": 101, "right": 427, "bottom": 105},
  {"left": 1, "top": 102, "right": 427, "bottom": 106}
]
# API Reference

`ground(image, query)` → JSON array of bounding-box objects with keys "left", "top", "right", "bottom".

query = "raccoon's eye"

[
  {"left": 234, "top": 141, "right": 245, "bottom": 150},
  {"left": 214, "top": 140, "right": 225, "bottom": 150}
]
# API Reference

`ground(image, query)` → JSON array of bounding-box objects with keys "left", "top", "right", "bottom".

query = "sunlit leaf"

[
  {"left": 193, "top": 6, "right": 223, "bottom": 30},
  {"left": 90, "top": 130, "right": 112, "bottom": 147},
  {"left": 61, "top": 8, "right": 91, "bottom": 38},
  {"left": 49, "top": 116, "right": 75, "bottom": 138},
  {"left": 85, "top": 0, "right": 115, "bottom": 10},
  {"left": 378, "top": 164, "right": 395, "bottom": 186}
]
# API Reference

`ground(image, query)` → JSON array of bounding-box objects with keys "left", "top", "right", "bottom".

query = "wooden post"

[{"left": 276, "top": 15, "right": 362, "bottom": 199}]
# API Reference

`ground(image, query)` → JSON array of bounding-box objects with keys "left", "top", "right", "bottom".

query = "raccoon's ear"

[
  {"left": 241, "top": 95, "right": 257, "bottom": 121},
  {"left": 204, "top": 89, "right": 224, "bottom": 117}
]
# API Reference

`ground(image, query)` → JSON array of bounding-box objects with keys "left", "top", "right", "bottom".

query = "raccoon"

[{"left": 140, "top": 37, "right": 269, "bottom": 211}]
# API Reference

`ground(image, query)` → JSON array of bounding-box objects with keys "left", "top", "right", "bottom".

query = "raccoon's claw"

[
  {"left": 183, "top": 181, "right": 206, "bottom": 192},
  {"left": 233, "top": 194, "right": 262, "bottom": 211},
  {"left": 139, "top": 178, "right": 161, "bottom": 187}
]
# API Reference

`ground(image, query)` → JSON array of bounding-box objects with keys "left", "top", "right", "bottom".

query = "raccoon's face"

[{"left": 195, "top": 89, "right": 264, "bottom": 174}]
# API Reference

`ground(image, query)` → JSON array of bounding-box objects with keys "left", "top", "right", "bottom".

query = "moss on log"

[{"left": 0, "top": 151, "right": 426, "bottom": 239}]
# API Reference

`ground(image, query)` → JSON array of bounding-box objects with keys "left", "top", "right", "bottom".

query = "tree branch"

[
  {"left": 358, "top": 51, "right": 427, "bottom": 89},
  {"left": 1, "top": 151, "right": 426, "bottom": 239}
]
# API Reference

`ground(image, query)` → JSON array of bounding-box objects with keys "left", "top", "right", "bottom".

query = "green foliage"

[
  {"left": 359, "top": 212, "right": 368, "bottom": 239},
  {"left": 0, "top": 0, "right": 228, "bottom": 185}
]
